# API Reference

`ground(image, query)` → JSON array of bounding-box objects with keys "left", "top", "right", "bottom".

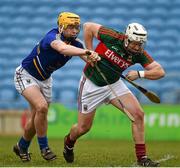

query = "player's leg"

[
  {"left": 110, "top": 93, "right": 159, "bottom": 166},
  {"left": 14, "top": 67, "right": 56, "bottom": 161},
  {"left": 23, "top": 105, "right": 36, "bottom": 141},
  {"left": 38, "top": 77, "right": 56, "bottom": 161},
  {"left": 22, "top": 86, "right": 49, "bottom": 137},
  {"left": 13, "top": 105, "right": 36, "bottom": 162},
  {"left": 108, "top": 79, "right": 145, "bottom": 143},
  {"left": 68, "top": 75, "right": 104, "bottom": 141},
  {"left": 63, "top": 110, "right": 96, "bottom": 163},
  {"left": 13, "top": 67, "right": 36, "bottom": 161},
  {"left": 71, "top": 110, "right": 96, "bottom": 140},
  {"left": 23, "top": 86, "right": 56, "bottom": 161},
  {"left": 63, "top": 75, "right": 107, "bottom": 163},
  {"left": 110, "top": 93, "right": 145, "bottom": 143}
]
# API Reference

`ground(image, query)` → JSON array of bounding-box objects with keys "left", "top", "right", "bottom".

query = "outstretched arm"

[
  {"left": 126, "top": 61, "right": 165, "bottom": 80},
  {"left": 51, "top": 40, "right": 87, "bottom": 56},
  {"left": 83, "top": 22, "right": 102, "bottom": 50},
  {"left": 51, "top": 39, "right": 100, "bottom": 65}
]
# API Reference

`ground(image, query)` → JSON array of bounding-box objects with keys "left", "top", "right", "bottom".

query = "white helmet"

[{"left": 125, "top": 22, "right": 147, "bottom": 47}]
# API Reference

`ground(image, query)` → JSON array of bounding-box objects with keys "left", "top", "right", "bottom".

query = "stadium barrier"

[
  {"left": 0, "top": 110, "right": 23, "bottom": 135},
  {"left": 0, "top": 104, "right": 180, "bottom": 140},
  {"left": 47, "top": 103, "right": 180, "bottom": 140}
]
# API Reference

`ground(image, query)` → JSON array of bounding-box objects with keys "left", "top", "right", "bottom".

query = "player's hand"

[
  {"left": 86, "top": 50, "right": 101, "bottom": 63},
  {"left": 125, "top": 70, "right": 139, "bottom": 81}
]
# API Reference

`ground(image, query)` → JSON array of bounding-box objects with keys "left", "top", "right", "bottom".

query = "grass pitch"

[{"left": 0, "top": 136, "right": 179, "bottom": 167}]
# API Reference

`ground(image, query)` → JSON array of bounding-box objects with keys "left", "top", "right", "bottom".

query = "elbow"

[
  {"left": 83, "top": 22, "right": 92, "bottom": 32},
  {"left": 161, "top": 69, "right": 166, "bottom": 78},
  {"left": 83, "top": 22, "right": 92, "bottom": 28},
  {"left": 156, "top": 63, "right": 166, "bottom": 79},
  {"left": 159, "top": 68, "right": 166, "bottom": 79}
]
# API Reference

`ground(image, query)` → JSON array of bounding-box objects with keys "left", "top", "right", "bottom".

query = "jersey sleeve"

[
  {"left": 40, "top": 32, "right": 56, "bottom": 49},
  {"left": 73, "top": 38, "right": 84, "bottom": 49},
  {"left": 137, "top": 51, "right": 154, "bottom": 67},
  {"left": 97, "top": 26, "right": 126, "bottom": 45}
]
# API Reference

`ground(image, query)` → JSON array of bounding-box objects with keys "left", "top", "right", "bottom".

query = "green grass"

[{"left": 0, "top": 136, "right": 179, "bottom": 167}]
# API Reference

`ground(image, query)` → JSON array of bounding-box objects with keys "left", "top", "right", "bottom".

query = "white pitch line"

[
  {"left": 156, "top": 154, "right": 176, "bottom": 163},
  {"left": 130, "top": 154, "right": 176, "bottom": 167}
]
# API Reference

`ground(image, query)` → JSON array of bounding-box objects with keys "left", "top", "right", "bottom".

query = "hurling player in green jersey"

[{"left": 63, "top": 22, "right": 165, "bottom": 166}]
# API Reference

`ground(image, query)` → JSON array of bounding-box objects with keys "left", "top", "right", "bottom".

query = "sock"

[
  {"left": 37, "top": 136, "right": 48, "bottom": 150},
  {"left": 135, "top": 144, "right": 146, "bottom": 161},
  {"left": 19, "top": 137, "right": 31, "bottom": 151},
  {"left": 65, "top": 134, "right": 76, "bottom": 148}
]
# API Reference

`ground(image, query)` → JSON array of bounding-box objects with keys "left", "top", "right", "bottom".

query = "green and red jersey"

[{"left": 84, "top": 26, "right": 154, "bottom": 86}]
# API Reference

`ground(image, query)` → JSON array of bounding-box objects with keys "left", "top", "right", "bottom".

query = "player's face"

[
  {"left": 63, "top": 24, "right": 80, "bottom": 39},
  {"left": 126, "top": 41, "right": 144, "bottom": 54}
]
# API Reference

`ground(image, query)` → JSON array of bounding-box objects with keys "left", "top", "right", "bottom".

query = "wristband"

[
  {"left": 137, "top": 71, "right": 140, "bottom": 78},
  {"left": 138, "top": 71, "right": 145, "bottom": 78}
]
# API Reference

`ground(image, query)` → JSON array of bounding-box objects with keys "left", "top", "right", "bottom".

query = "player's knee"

[
  {"left": 24, "top": 122, "right": 32, "bottom": 133},
  {"left": 36, "top": 103, "right": 48, "bottom": 116},
  {"left": 78, "top": 124, "right": 91, "bottom": 135},
  {"left": 134, "top": 108, "right": 144, "bottom": 122}
]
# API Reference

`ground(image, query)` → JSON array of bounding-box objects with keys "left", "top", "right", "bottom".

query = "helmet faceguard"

[{"left": 124, "top": 23, "right": 147, "bottom": 54}]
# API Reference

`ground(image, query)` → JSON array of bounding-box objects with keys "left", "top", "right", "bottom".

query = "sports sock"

[
  {"left": 19, "top": 136, "right": 31, "bottom": 151},
  {"left": 37, "top": 136, "right": 48, "bottom": 150},
  {"left": 135, "top": 144, "right": 146, "bottom": 161},
  {"left": 65, "top": 134, "right": 76, "bottom": 148}
]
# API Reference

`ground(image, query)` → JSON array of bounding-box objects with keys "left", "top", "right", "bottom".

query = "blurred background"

[{"left": 0, "top": 0, "right": 180, "bottom": 139}]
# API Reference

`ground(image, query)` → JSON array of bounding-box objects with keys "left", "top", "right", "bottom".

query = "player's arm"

[
  {"left": 51, "top": 39, "right": 100, "bottom": 63},
  {"left": 51, "top": 39, "right": 87, "bottom": 56},
  {"left": 142, "top": 61, "right": 165, "bottom": 80},
  {"left": 80, "top": 54, "right": 100, "bottom": 67},
  {"left": 126, "top": 61, "right": 165, "bottom": 80},
  {"left": 83, "top": 22, "right": 102, "bottom": 50}
]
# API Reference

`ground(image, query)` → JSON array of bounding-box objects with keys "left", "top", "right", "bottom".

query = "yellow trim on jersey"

[{"left": 33, "top": 58, "right": 46, "bottom": 80}]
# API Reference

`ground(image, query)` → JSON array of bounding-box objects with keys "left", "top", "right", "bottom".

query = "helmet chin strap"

[
  {"left": 124, "top": 38, "right": 128, "bottom": 47},
  {"left": 59, "top": 25, "right": 64, "bottom": 34}
]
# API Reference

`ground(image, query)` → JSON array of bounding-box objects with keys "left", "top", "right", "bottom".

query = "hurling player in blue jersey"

[{"left": 13, "top": 12, "right": 100, "bottom": 162}]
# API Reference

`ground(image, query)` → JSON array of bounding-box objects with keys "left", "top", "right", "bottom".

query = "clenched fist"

[
  {"left": 125, "top": 70, "right": 139, "bottom": 81},
  {"left": 86, "top": 50, "right": 101, "bottom": 63}
]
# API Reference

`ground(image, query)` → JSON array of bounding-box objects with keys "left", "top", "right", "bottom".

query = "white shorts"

[
  {"left": 14, "top": 66, "right": 52, "bottom": 103},
  {"left": 78, "top": 74, "right": 132, "bottom": 113}
]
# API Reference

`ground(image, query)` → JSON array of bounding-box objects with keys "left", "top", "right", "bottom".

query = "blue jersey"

[{"left": 22, "top": 28, "right": 84, "bottom": 81}]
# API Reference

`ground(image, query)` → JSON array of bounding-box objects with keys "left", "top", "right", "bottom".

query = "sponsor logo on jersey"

[
  {"left": 95, "top": 42, "right": 132, "bottom": 70},
  {"left": 111, "top": 46, "right": 119, "bottom": 52},
  {"left": 104, "top": 49, "right": 131, "bottom": 69}
]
